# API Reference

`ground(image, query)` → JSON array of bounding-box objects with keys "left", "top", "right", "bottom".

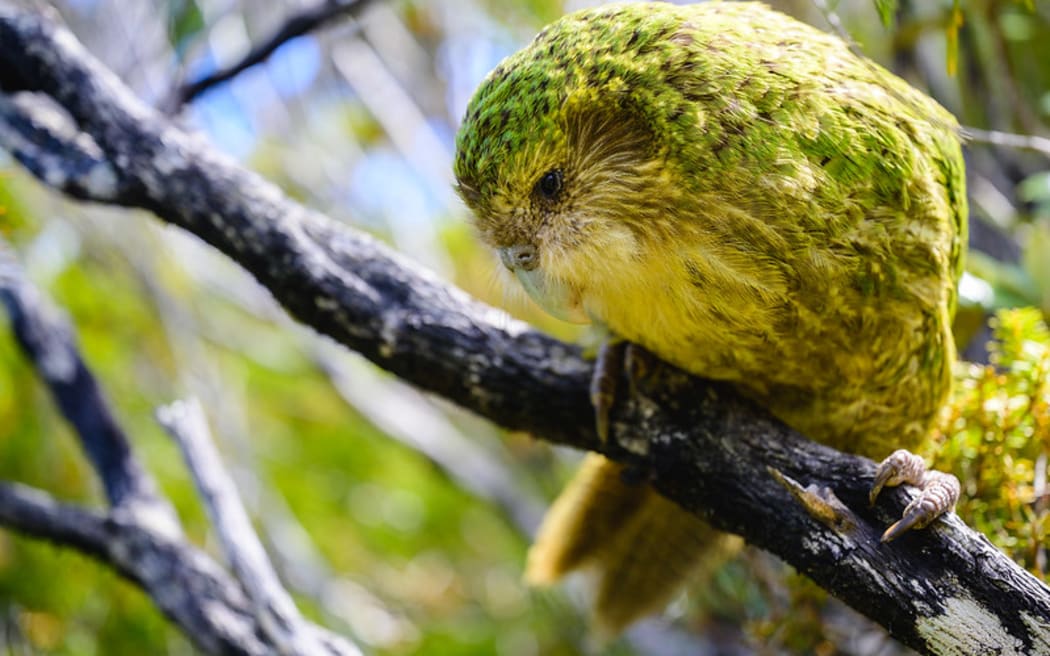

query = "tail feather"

[
  {"left": 525, "top": 453, "right": 648, "bottom": 584},
  {"left": 592, "top": 488, "right": 716, "bottom": 636},
  {"left": 526, "top": 453, "right": 731, "bottom": 635}
]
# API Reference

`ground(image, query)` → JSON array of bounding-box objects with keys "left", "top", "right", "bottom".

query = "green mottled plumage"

[
  {"left": 455, "top": 1, "right": 966, "bottom": 633},
  {"left": 456, "top": 0, "right": 966, "bottom": 454}
]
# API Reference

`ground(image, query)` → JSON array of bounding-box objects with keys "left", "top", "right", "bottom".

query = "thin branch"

[
  {"left": 109, "top": 229, "right": 411, "bottom": 647},
  {"left": 0, "top": 238, "right": 176, "bottom": 533},
  {"left": 0, "top": 481, "right": 112, "bottom": 559},
  {"left": 3, "top": 6, "right": 1050, "bottom": 654},
  {"left": 167, "top": 0, "right": 376, "bottom": 111},
  {"left": 962, "top": 126, "right": 1050, "bottom": 158},
  {"left": 157, "top": 398, "right": 361, "bottom": 656},
  {"left": 0, "top": 481, "right": 270, "bottom": 656},
  {"left": 0, "top": 238, "right": 369, "bottom": 655}
]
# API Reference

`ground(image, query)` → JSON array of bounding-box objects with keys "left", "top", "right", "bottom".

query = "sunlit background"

[{"left": 1, "top": 0, "right": 1049, "bottom": 654}]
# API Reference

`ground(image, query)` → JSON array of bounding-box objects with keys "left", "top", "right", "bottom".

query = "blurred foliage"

[
  {"left": 0, "top": 0, "right": 1049, "bottom": 655},
  {"left": 0, "top": 194, "right": 585, "bottom": 655},
  {"left": 166, "top": 0, "right": 205, "bottom": 53},
  {"left": 927, "top": 308, "right": 1050, "bottom": 578}
]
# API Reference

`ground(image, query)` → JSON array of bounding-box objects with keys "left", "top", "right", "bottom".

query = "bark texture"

[{"left": 1, "top": 5, "right": 1049, "bottom": 654}]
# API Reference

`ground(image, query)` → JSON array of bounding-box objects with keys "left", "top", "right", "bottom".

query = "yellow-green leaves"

[
  {"left": 931, "top": 308, "right": 1050, "bottom": 578},
  {"left": 875, "top": 0, "right": 898, "bottom": 28},
  {"left": 946, "top": 2, "right": 964, "bottom": 77}
]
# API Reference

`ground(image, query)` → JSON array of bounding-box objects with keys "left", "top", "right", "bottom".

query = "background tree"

[{"left": 0, "top": 0, "right": 1049, "bottom": 654}]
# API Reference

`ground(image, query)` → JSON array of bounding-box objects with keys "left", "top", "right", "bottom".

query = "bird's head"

[{"left": 453, "top": 5, "right": 695, "bottom": 324}]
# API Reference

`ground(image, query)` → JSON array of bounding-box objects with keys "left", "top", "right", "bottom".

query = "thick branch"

[
  {"left": 1, "top": 6, "right": 1049, "bottom": 654},
  {"left": 604, "top": 360, "right": 1050, "bottom": 654},
  {"left": 0, "top": 2, "right": 593, "bottom": 450}
]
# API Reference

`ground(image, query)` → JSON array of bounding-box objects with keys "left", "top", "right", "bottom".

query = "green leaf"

[
  {"left": 167, "top": 0, "right": 205, "bottom": 53},
  {"left": 1021, "top": 222, "right": 1050, "bottom": 314},
  {"left": 946, "top": 3, "right": 964, "bottom": 77},
  {"left": 874, "top": 0, "right": 898, "bottom": 28},
  {"left": 1018, "top": 171, "right": 1050, "bottom": 205}
]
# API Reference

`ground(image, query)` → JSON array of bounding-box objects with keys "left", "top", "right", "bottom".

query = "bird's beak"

[
  {"left": 499, "top": 244, "right": 539, "bottom": 272},
  {"left": 498, "top": 245, "right": 590, "bottom": 324}
]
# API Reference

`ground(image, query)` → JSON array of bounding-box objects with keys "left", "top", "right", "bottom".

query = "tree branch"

[
  {"left": 2, "top": 5, "right": 1049, "bottom": 654},
  {"left": 0, "top": 241, "right": 365, "bottom": 655},
  {"left": 0, "top": 480, "right": 271, "bottom": 656},
  {"left": 157, "top": 398, "right": 361, "bottom": 656},
  {"left": 0, "top": 239, "right": 174, "bottom": 528},
  {"left": 0, "top": 2, "right": 593, "bottom": 450},
  {"left": 167, "top": 0, "right": 376, "bottom": 111},
  {"left": 962, "top": 126, "right": 1050, "bottom": 159}
]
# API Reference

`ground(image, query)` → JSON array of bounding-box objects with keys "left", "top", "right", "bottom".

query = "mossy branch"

[{"left": 1, "top": 5, "right": 1049, "bottom": 654}]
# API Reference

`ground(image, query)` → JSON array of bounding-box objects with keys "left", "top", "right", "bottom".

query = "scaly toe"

[
  {"left": 870, "top": 449, "right": 927, "bottom": 506},
  {"left": 880, "top": 469, "right": 960, "bottom": 542}
]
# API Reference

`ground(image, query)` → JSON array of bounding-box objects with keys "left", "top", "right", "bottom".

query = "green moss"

[{"left": 927, "top": 307, "right": 1050, "bottom": 578}]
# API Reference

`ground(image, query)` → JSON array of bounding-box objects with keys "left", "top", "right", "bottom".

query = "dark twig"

[
  {"left": 2, "top": 6, "right": 1050, "bottom": 654},
  {"left": 0, "top": 239, "right": 175, "bottom": 530},
  {"left": 0, "top": 480, "right": 272, "bottom": 656},
  {"left": 167, "top": 0, "right": 375, "bottom": 111},
  {"left": 0, "top": 239, "right": 365, "bottom": 655}
]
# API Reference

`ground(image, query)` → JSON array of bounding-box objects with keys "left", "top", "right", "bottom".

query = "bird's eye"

[{"left": 535, "top": 169, "right": 563, "bottom": 200}]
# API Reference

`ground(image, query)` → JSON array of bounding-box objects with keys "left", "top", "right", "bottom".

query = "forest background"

[{"left": 2, "top": 0, "right": 1050, "bottom": 654}]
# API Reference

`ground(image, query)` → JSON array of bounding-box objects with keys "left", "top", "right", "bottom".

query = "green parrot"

[{"left": 454, "top": 0, "right": 966, "bottom": 635}]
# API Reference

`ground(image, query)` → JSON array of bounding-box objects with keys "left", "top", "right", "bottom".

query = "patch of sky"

[
  {"left": 188, "top": 86, "right": 257, "bottom": 160},
  {"left": 348, "top": 148, "right": 434, "bottom": 230},
  {"left": 267, "top": 35, "right": 322, "bottom": 98},
  {"left": 185, "top": 49, "right": 218, "bottom": 85},
  {"left": 438, "top": 26, "right": 518, "bottom": 124},
  {"left": 64, "top": 0, "right": 99, "bottom": 12}
]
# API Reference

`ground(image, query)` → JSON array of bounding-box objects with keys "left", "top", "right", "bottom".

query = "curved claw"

[
  {"left": 869, "top": 449, "right": 925, "bottom": 506},
  {"left": 870, "top": 450, "right": 960, "bottom": 541},
  {"left": 869, "top": 467, "right": 894, "bottom": 506},
  {"left": 881, "top": 505, "right": 930, "bottom": 542},
  {"left": 879, "top": 469, "right": 960, "bottom": 542}
]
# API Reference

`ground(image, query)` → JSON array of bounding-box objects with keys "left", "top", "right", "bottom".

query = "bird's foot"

[
  {"left": 870, "top": 449, "right": 960, "bottom": 542},
  {"left": 589, "top": 340, "right": 658, "bottom": 443},
  {"left": 590, "top": 340, "right": 627, "bottom": 442}
]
